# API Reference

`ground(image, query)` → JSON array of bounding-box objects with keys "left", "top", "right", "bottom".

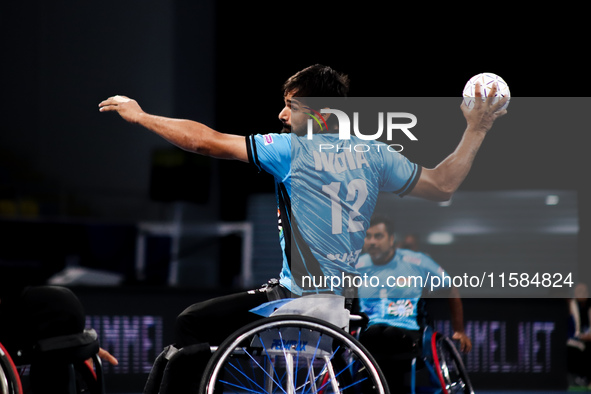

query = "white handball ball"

[{"left": 462, "top": 72, "right": 510, "bottom": 111}]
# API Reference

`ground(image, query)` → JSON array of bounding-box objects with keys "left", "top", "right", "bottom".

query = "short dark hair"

[
  {"left": 369, "top": 215, "right": 395, "bottom": 236},
  {"left": 282, "top": 64, "right": 350, "bottom": 99}
]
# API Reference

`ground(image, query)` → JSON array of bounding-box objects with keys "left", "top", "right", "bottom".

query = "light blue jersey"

[
  {"left": 246, "top": 133, "right": 421, "bottom": 296},
  {"left": 357, "top": 249, "right": 448, "bottom": 330}
]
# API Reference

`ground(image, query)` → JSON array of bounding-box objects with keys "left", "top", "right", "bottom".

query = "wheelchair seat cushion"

[{"left": 269, "top": 294, "right": 350, "bottom": 330}]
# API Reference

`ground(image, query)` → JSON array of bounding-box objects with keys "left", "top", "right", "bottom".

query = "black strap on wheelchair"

[
  {"left": 36, "top": 329, "right": 98, "bottom": 353},
  {"left": 277, "top": 183, "right": 361, "bottom": 306},
  {"left": 277, "top": 184, "right": 327, "bottom": 291}
]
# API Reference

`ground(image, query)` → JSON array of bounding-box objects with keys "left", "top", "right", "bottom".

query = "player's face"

[
  {"left": 278, "top": 93, "right": 316, "bottom": 136},
  {"left": 364, "top": 223, "right": 395, "bottom": 265}
]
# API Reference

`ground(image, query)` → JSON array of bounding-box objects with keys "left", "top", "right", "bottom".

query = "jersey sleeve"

[
  {"left": 416, "top": 252, "right": 450, "bottom": 293},
  {"left": 419, "top": 253, "right": 447, "bottom": 278},
  {"left": 246, "top": 133, "right": 291, "bottom": 181},
  {"left": 378, "top": 150, "right": 422, "bottom": 197}
]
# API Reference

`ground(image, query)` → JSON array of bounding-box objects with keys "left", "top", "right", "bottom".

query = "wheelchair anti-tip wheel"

[
  {"left": 430, "top": 333, "right": 473, "bottom": 394},
  {"left": 200, "top": 315, "right": 390, "bottom": 394}
]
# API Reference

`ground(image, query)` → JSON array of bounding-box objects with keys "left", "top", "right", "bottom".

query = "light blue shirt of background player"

[
  {"left": 357, "top": 246, "right": 447, "bottom": 331},
  {"left": 246, "top": 131, "right": 420, "bottom": 296},
  {"left": 356, "top": 216, "right": 472, "bottom": 352}
]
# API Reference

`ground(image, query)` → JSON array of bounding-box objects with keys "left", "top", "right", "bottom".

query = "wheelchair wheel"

[
  {"left": 200, "top": 315, "right": 389, "bottom": 394},
  {"left": 0, "top": 343, "right": 23, "bottom": 394},
  {"left": 73, "top": 356, "right": 103, "bottom": 394},
  {"left": 431, "top": 334, "right": 473, "bottom": 394}
]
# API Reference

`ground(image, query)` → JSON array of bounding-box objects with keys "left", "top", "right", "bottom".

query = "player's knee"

[
  {"left": 175, "top": 309, "right": 194, "bottom": 332},
  {"left": 174, "top": 303, "right": 208, "bottom": 346},
  {"left": 176, "top": 298, "right": 218, "bottom": 328}
]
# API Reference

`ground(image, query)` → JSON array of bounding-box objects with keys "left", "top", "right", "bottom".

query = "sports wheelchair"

[
  {"left": 199, "top": 295, "right": 473, "bottom": 394},
  {"left": 0, "top": 328, "right": 104, "bottom": 394}
]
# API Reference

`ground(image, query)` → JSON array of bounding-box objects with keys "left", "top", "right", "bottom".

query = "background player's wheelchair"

[
  {"left": 356, "top": 319, "right": 473, "bottom": 393},
  {"left": 408, "top": 326, "right": 474, "bottom": 394},
  {"left": 355, "top": 295, "right": 474, "bottom": 394},
  {"left": 200, "top": 295, "right": 390, "bottom": 394},
  {"left": 0, "top": 328, "right": 104, "bottom": 394}
]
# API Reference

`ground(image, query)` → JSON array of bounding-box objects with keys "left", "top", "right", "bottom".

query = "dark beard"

[{"left": 281, "top": 122, "right": 291, "bottom": 134}]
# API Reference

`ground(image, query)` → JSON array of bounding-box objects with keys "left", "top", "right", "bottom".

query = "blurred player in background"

[
  {"left": 356, "top": 215, "right": 471, "bottom": 392},
  {"left": 397, "top": 233, "right": 421, "bottom": 251}
]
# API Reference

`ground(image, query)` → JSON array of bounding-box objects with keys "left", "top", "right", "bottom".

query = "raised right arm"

[{"left": 409, "top": 82, "right": 507, "bottom": 202}]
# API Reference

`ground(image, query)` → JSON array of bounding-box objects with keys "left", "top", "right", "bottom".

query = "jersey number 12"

[{"left": 322, "top": 179, "right": 368, "bottom": 235}]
